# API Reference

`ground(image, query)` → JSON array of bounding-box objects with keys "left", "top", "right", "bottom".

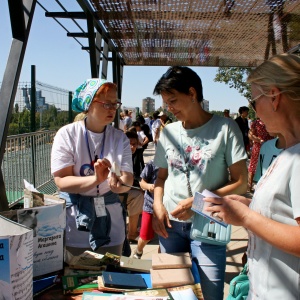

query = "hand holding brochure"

[{"left": 191, "top": 190, "right": 228, "bottom": 227}]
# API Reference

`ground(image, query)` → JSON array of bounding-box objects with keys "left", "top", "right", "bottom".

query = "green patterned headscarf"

[{"left": 72, "top": 78, "right": 107, "bottom": 112}]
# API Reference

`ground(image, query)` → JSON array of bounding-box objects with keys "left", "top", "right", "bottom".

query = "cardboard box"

[
  {"left": 0, "top": 215, "right": 33, "bottom": 300},
  {"left": 0, "top": 192, "right": 65, "bottom": 277}
]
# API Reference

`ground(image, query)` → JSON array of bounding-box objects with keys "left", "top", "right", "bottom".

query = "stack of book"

[{"left": 150, "top": 252, "right": 194, "bottom": 289}]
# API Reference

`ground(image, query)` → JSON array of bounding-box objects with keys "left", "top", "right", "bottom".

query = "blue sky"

[{"left": 0, "top": 1, "right": 248, "bottom": 113}]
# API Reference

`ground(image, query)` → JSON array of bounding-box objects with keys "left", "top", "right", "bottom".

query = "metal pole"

[
  {"left": 30, "top": 65, "right": 36, "bottom": 187},
  {"left": 68, "top": 91, "right": 73, "bottom": 123}
]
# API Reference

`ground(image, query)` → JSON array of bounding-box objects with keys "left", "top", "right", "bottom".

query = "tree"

[
  {"left": 214, "top": 67, "right": 255, "bottom": 119},
  {"left": 14, "top": 103, "right": 19, "bottom": 114},
  {"left": 210, "top": 110, "right": 223, "bottom": 117}
]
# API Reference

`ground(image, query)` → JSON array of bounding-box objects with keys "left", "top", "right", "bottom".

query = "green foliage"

[
  {"left": 214, "top": 67, "right": 252, "bottom": 100},
  {"left": 209, "top": 110, "right": 223, "bottom": 117},
  {"left": 8, "top": 105, "right": 70, "bottom": 135},
  {"left": 214, "top": 67, "right": 256, "bottom": 119},
  {"left": 8, "top": 123, "right": 20, "bottom": 136}
]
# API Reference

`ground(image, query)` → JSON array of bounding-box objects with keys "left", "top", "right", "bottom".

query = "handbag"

[
  {"left": 190, "top": 213, "right": 232, "bottom": 245},
  {"left": 226, "top": 263, "right": 249, "bottom": 300},
  {"left": 184, "top": 169, "right": 231, "bottom": 246}
]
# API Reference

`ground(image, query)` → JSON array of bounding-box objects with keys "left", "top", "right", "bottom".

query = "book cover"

[
  {"left": 33, "top": 275, "right": 57, "bottom": 296},
  {"left": 125, "top": 288, "right": 174, "bottom": 299},
  {"left": 82, "top": 291, "right": 117, "bottom": 299},
  {"left": 68, "top": 251, "right": 120, "bottom": 271},
  {"left": 150, "top": 268, "right": 194, "bottom": 288},
  {"left": 62, "top": 273, "right": 103, "bottom": 293},
  {"left": 68, "top": 251, "right": 107, "bottom": 271},
  {"left": 168, "top": 283, "right": 204, "bottom": 300},
  {"left": 120, "top": 256, "right": 152, "bottom": 273},
  {"left": 168, "top": 287, "right": 198, "bottom": 300},
  {"left": 98, "top": 276, "right": 132, "bottom": 293},
  {"left": 64, "top": 266, "right": 104, "bottom": 276},
  {"left": 151, "top": 252, "right": 192, "bottom": 270},
  {"left": 191, "top": 191, "right": 228, "bottom": 227},
  {"left": 102, "top": 271, "right": 147, "bottom": 289}
]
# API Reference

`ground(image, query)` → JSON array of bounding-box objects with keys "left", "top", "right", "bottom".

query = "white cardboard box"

[
  {"left": 0, "top": 215, "right": 33, "bottom": 300},
  {"left": 1, "top": 193, "right": 66, "bottom": 277}
]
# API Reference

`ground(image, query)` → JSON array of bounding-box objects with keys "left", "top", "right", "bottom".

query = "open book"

[{"left": 191, "top": 190, "right": 228, "bottom": 227}]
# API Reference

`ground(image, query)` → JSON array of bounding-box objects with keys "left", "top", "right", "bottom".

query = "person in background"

[
  {"left": 205, "top": 54, "right": 300, "bottom": 299},
  {"left": 158, "top": 111, "right": 172, "bottom": 131},
  {"left": 132, "top": 121, "right": 149, "bottom": 170},
  {"left": 136, "top": 115, "right": 152, "bottom": 146},
  {"left": 123, "top": 131, "right": 144, "bottom": 243},
  {"left": 247, "top": 118, "right": 273, "bottom": 192},
  {"left": 123, "top": 109, "right": 132, "bottom": 132},
  {"left": 253, "top": 133, "right": 285, "bottom": 184},
  {"left": 152, "top": 66, "right": 248, "bottom": 300},
  {"left": 51, "top": 79, "right": 133, "bottom": 257},
  {"left": 133, "top": 159, "right": 159, "bottom": 259},
  {"left": 151, "top": 111, "right": 161, "bottom": 146},
  {"left": 119, "top": 111, "right": 125, "bottom": 131},
  {"left": 235, "top": 106, "right": 250, "bottom": 155},
  {"left": 149, "top": 115, "right": 154, "bottom": 133},
  {"left": 143, "top": 112, "right": 151, "bottom": 128},
  {"left": 126, "top": 126, "right": 142, "bottom": 178},
  {"left": 223, "top": 109, "right": 231, "bottom": 118}
]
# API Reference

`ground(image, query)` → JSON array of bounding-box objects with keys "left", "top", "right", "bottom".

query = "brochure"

[{"left": 191, "top": 190, "right": 228, "bottom": 227}]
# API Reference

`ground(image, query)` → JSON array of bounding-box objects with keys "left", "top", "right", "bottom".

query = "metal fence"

[
  {"left": 3, "top": 80, "right": 73, "bottom": 135},
  {"left": 0, "top": 78, "right": 74, "bottom": 207},
  {"left": 2, "top": 131, "right": 57, "bottom": 207}
]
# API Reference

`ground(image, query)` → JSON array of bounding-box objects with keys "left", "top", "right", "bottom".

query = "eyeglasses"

[
  {"left": 93, "top": 101, "right": 122, "bottom": 110},
  {"left": 248, "top": 94, "right": 264, "bottom": 111}
]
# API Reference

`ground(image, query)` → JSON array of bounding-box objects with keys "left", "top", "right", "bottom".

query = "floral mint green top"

[{"left": 154, "top": 114, "right": 247, "bottom": 222}]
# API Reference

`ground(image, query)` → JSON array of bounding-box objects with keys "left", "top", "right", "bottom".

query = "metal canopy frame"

[
  {"left": 0, "top": 0, "right": 37, "bottom": 210},
  {"left": 0, "top": 0, "right": 300, "bottom": 209}
]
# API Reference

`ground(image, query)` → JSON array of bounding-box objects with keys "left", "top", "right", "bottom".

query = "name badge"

[{"left": 94, "top": 196, "right": 106, "bottom": 217}]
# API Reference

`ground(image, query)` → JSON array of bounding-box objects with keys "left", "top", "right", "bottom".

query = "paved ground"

[{"left": 133, "top": 142, "right": 249, "bottom": 299}]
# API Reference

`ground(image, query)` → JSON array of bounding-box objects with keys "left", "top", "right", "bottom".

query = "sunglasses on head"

[{"left": 162, "top": 67, "right": 182, "bottom": 79}]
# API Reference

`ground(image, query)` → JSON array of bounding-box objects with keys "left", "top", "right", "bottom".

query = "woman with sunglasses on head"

[
  {"left": 205, "top": 54, "right": 300, "bottom": 299},
  {"left": 51, "top": 79, "right": 133, "bottom": 257},
  {"left": 152, "top": 67, "right": 248, "bottom": 300}
]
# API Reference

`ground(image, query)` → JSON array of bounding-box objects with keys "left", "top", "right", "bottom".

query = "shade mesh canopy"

[{"left": 87, "top": 0, "right": 300, "bottom": 67}]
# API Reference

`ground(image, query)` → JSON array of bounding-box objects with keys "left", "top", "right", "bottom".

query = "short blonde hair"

[{"left": 247, "top": 53, "right": 300, "bottom": 102}]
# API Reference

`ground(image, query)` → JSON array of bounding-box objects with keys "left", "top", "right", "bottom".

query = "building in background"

[
  {"left": 142, "top": 97, "right": 155, "bottom": 113},
  {"left": 19, "top": 87, "right": 49, "bottom": 112}
]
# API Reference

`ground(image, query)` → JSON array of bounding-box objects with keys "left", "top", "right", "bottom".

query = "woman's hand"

[
  {"left": 204, "top": 195, "right": 251, "bottom": 226},
  {"left": 108, "top": 172, "right": 123, "bottom": 193},
  {"left": 152, "top": 201, "right": 171, "bottom": 239},
  {"left": 170, "top": 197, "right": 194, "bottom": 221},
  {"left": 108, "top": 171, "right": 133, "bottom": 194},
  {"left": 94, "top": 158, "right": 111, "bottom": 184},
  {"left": 148, "top": 183, "right": 155, "bottom": 193}
]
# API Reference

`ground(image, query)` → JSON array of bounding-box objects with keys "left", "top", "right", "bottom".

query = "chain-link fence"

[
  {"left": 7, "top": 80, "right": 74, "bottom": 135},
  {"left": 1, "top": 80, "right": 75, "bottom": 206}
]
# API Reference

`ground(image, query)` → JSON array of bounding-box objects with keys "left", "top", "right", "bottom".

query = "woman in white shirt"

[
  {"left": 206, "top": 54, "right": 300, "bottom": 299},
  {"left": 51, "top": 79, "right": 133, "bottom": 256}
]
